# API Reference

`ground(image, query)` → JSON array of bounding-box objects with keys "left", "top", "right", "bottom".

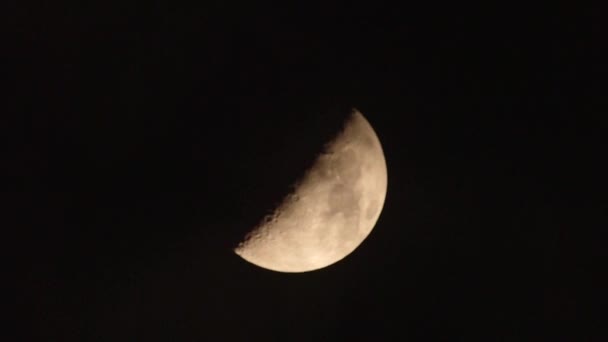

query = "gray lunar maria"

[{"left": 234, "top": 109, "right": 388, "bottom": 272}]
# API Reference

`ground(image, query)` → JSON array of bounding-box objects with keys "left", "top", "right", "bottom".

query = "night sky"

[{"left": 5, "top": 2, "right": 606, "bottom": 341}]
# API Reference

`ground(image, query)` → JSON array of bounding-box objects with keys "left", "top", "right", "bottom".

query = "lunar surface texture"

[{"left": 234, "top": 109, "right": 388, "bottom": 272}]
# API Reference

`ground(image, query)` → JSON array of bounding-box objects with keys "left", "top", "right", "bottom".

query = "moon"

[{"left": 234, "top": 109, "right": 388, "bottom": 272}]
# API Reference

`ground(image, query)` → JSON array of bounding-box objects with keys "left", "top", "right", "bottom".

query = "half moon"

[{"left": 234, "top": 109, "right": 388, "bottom": 272}]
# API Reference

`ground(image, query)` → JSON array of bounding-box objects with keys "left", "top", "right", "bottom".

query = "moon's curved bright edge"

[{"left": 234, "top": 109, "right": 388, "bottom": 273}]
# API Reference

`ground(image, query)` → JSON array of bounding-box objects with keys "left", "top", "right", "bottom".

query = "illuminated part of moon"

[{"left": 234, "top": 109, "right": 388, "bottom": 272}]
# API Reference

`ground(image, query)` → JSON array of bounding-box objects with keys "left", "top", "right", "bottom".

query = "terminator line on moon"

[{"left": 234, "top": 109, "right": 388, "bottom": 272}]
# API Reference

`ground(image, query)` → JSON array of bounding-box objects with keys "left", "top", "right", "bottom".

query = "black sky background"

[{"left": 4, "top": 2, "right": 607, "bottom": 341}]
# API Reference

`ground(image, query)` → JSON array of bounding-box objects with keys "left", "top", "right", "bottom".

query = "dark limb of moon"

[{"left": 234, "top": 109, "right": 388, "bottom": 272}]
